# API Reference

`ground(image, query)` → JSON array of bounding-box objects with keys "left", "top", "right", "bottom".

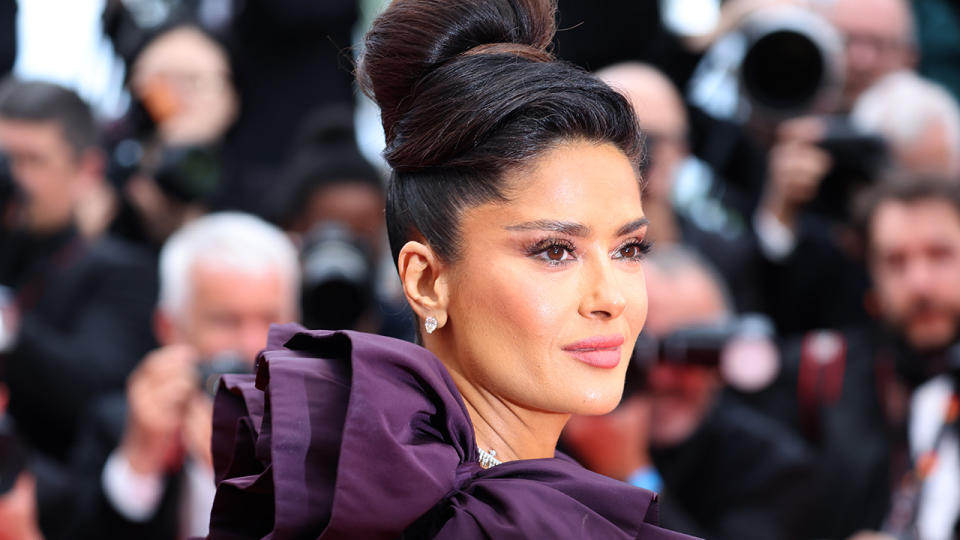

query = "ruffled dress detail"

[{"left": 205, "top": 324, "right": 697, "bottom": 539}]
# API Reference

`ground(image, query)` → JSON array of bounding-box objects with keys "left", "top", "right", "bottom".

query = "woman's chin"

[{"left": 570, "top": 386, "right": 624, "bottom": 417}]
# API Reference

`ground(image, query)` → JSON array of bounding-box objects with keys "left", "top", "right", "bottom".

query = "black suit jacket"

[
  {"left": 35, "top": 392, "right": 181, "bottom": 540},
  {"left": 0, "top": 228, "right": 158, "bottom": 461}
]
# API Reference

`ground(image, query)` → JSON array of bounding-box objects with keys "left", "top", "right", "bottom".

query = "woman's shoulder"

[{"left": 206, "top": 324, "right": 696, "bottom": 539}]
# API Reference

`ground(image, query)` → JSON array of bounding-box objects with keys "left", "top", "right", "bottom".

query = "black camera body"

[
  {"left": 627, "top": 315, "right": 779, "bottom": 394},
  {"left": 300, "top": 222, "right": 376, "bottom": 331},
  {"left": 196, "top": 352, "right": 249, "bottom": 397},
  {"left": 812, "top": 118, "right": 890, "bottom": 219},
  {"left": 633, "top": 321, "right": 738, "bottom": 369}
]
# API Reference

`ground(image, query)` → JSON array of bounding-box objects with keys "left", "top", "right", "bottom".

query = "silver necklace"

[{"left": 478, "top": 447, "right": 502, "bottom": 469}]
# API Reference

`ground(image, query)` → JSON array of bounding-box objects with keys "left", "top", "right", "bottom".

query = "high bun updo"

[{"left": 358, "top": 0, "right": 643, "bottom": 263}]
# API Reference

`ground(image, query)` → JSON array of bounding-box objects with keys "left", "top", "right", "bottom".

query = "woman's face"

[{"left": 442, "top": 140, "right": 648, "bottom": 416}]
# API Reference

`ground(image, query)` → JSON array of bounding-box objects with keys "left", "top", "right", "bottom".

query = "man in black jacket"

[
  {"left": 753, "top": 178, "right": 960, "bottom": 539},
  {"left": 0, "top": 78, "right": 160, "bottom": 540},
  {"left": 0, "top": 78, "right": 158, "bottom": 462}
]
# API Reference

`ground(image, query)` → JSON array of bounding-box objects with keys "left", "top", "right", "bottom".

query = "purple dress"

[{"left": 205, "top": 324, "right": 698, "bottom": 539}]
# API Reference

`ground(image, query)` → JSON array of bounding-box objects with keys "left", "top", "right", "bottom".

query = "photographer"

[
  {"left": 106, "top": 20, "right": 239, "bottom": 251},
  {"left": 67, "top": 212, "right": 299, "bottom": 540},
  {"left": 0, "top": 78, "right": 157, "bottom": 466},
  {"left": 755, "top": 70, "right": 960, "bottom": 336},
  {"left": 683, "top": 0, "right": 923, "bottom": 335},
  {"left": 268, "top": 106, "right": 413, "bottom": 340},
  {"left": 759, "top": 178, "right": 960, "bottom": 539}
]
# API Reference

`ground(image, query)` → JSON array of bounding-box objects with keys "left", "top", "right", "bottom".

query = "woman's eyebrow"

[
  {"left": 505, "top": 220, "right": 591, "bottom": 237},
  {"left": 616, "top": 218, "right": 649, "bottom": 236},
  {"left": 504, "top": 218, "right": 648, "bottom": 237}
]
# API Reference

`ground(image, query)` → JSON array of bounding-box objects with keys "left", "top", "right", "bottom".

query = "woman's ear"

[{"left": 397, "top": 240, "right": 450, "bottom": 327}]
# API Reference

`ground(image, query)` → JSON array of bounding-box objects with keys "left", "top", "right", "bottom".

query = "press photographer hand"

[
  {"left": 0, "top": 472, "right": 43, "bottom": 540},
  {"left": 761, "top": 117, "right": 833, "bottom": 229},
  {"left": 120, "top": 344, "right": 205, "bottom": 476}
]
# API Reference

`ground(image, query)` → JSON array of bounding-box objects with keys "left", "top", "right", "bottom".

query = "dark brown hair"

[
  {"left": 0, "top": 77, "right": 99, "bottom": 155},
  {"left": 856, "top": 176, "right": 960, "bottom": 247},
  {"left": 357, "top": 0, "right": 644, "bottom": 263}
]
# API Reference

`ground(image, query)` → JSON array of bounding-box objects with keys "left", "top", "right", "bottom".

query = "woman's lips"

[{"left": 562, "top": 335, "right": 625, "bottom": 369}]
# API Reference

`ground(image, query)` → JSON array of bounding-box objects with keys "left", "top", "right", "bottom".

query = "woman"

[{"left": 205, "top": 0, "right": 696, "bottom": 538}]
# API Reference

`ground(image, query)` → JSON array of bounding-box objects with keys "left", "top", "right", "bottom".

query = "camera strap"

[{"left": 797, "top": 330, "right": 847, "bottom": 443}]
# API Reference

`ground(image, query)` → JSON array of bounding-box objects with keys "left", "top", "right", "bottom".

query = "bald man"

[{"left": 829, "top": 0, "right": 916, "bottom": 110}]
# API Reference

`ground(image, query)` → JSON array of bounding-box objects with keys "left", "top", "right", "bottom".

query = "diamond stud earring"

[{"left": 424, "top": 316, "right": 439, "bottom": 334}]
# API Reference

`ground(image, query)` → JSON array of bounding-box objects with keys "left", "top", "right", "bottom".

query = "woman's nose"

[{"left": 579, "top": 257, "right": 627, "bottom": 320}]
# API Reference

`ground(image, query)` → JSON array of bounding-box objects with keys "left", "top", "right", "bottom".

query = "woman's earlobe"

[{"left": 397, "top": 241, "right": 450, "bottom": 321}]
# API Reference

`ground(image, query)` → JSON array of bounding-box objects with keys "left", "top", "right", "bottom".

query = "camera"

[
  {"left": 633, "top": 320, "right": 740, "bottom": 368},
  {"left": 738, "top": 5, "right": 845, "bottom": 122},
  {"left": 196, "top": 352, "right": 249, "bottom": 397},
  {"left": 735, "top": 6, "right": 890, "bottom": 219},
  {"left": 630, "top": 315, "right": 780, "bottom": 393},
  {"left": 152, "top": 145, "right": 221, "bottom": 204},
  {"left": 811, "top": 117, "right": 889, "bottom": 219},
  {"left": 300, "top": 222, "right": 376, "bottom": 331}
]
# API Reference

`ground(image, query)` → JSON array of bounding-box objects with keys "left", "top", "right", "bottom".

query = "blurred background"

[{"left": 1, "top": 0, "right": 960, "bottom": 539}]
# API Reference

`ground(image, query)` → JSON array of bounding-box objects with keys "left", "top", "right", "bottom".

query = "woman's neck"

[{"left": 447, "top": 369, "right": 569, "bottom": 463}]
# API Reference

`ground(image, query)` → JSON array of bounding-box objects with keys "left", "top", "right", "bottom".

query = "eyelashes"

[
  {"left": 616, "top": 239, "right": 654, "bottom": 260},
  {"left": 524, "top": 237, "right": 653, "bottom": 266},
  {"left": 525, "top": 238, "right": 577, "bottom": 264}
]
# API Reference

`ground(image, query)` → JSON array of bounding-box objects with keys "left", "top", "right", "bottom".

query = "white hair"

[
  {"left": 158, "top": 212, "right": 300, "bottom": 319},
  {"left": 850, "top": 70, "right": 960, "bottom": 172}
]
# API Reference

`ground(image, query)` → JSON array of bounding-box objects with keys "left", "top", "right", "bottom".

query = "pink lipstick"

[{"left": 562, "top": 335, "right": 624, "bottom": 369}]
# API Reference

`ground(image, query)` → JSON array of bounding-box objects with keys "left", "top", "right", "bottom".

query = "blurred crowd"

[{"left": 0, "top": 0, "right": 959, "bottom": 539}]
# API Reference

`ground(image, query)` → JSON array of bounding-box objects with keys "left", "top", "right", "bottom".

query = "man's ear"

[
  {"left": 397, "top": 240, "right": 450, "bottom": 328},
  {"left": 76, "top": 147, "right": 106, "bottom": 191}
]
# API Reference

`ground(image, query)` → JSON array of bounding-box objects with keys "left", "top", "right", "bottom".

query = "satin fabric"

[{"left": 205, "top": 323, "right": 697, "bottom": 539}]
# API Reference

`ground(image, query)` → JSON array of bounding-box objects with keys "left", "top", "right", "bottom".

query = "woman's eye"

[
  {"left": 529, "top": 241, "right": 576, "bottom": 264},
  {"left": 613, "top": 240, "right": 652, "bottom": 261},
  {"left": 546, "top": 245, "right": 568, "bottom": 261},
  {"left": 619, "top": 245, "right": 640, "bottom": 259}
]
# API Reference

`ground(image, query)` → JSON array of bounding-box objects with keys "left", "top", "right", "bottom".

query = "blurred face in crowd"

[
  {"left": 430, "top": 140, "right": 649, "bottom": 417},
  {"left": 0, "top": 118, "right": 97, "bottom": 232},
  {"left": 870, "top": 198, "right": 960, "bottom": 352},
  {"left": 160, "top": 261, "right": 297, "bottom": 364},
  {"left": 643, "top": 263, "right": 726, "bottom": 445},
  {"left": 830, "top": 0, "right": 914, "bottom": 108},
  {"left": 131, "top": 26, "right": 238, "bottom": 146},
  {"left": 296, "top": 182, "right": 386, "bottom": 255},
  {"left": 598, "top": 65, "right": 688, "bottom": 204}
]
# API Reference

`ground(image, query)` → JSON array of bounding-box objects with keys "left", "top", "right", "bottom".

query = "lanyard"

[{"left": 885, "top": 387, "right": 960, "bottom": 539}]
